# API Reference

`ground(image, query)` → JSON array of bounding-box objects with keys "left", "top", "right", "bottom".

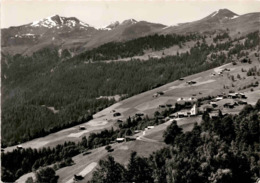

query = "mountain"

[
  {"left": 160, "top": 9, "right": 260, "bottom": 36},
  {"left": 81, "top": 19, "right": 166, "bottom": 50},
  {"left": 1, "top": 16, "right": 166, "bottom": 55},
  {"left": 1, "top": 15, "right": 100, "bottom": 55},
  {"left": 1, "top": 9, "right": 259, "bottom": 56}
]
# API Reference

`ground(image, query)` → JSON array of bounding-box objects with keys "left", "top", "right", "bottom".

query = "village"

[{"left": 13, "top": 54, "right": 260, "bottom": 183}]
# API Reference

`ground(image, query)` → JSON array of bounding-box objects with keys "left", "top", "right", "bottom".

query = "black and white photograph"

[{"left": 1, "top": 0, "right": 260, "bottom": 182}]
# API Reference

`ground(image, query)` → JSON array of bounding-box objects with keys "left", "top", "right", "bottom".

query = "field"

[
  {"left": 13, "top": 53, "right": 260, "bottom": 182},
  {"left": 6, "top": 54, "right": 259, "bottom": 154}
]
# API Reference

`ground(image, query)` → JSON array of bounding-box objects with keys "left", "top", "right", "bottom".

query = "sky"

[{"left": 1, "top": 0, "right": 260, "bottom": 28}]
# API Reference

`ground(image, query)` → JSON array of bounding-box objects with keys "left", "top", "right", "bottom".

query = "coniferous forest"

[
  {"left": 1, "top": 31, "right": 259, "bottom": 147},
  {"left": 89, "top": 101, "right": 260, "bottom": 183}
]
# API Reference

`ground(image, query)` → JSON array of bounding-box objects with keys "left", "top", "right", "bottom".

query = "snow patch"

[
  {"left": 211, "top": 10, "right": 219, "bottom": 17},
  {"left": 230, "top": 15, "right": 239, "bottom": 19},
  {"left": 79, "top": 21, "right": 89, "bottom": 27}
]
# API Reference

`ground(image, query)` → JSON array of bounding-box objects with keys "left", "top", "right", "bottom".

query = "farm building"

[
  {"left": 113, "top": 112, "right": 121, "bottom": 117},
  {"left": 228, "top": 93, "right": 238, "bottom": 99},
  {"left": 177, "top": 111, "right": 188, "bottom": 118},
  {"left": 116, "top": 138, "right": 125, "bottom": 143},
  {"left": 79, "top": 126, "right": 86, "bottom": 130},
  {"left": 186, "top": 81, "right": 197, "bottom": 85},
  {"left": 125, "top": 136, "right": 136, "bottom": 141}
]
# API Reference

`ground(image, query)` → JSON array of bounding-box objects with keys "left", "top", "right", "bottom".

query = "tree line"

[{"left": 90, "top": 100, "right": 260, "bottom": 183}]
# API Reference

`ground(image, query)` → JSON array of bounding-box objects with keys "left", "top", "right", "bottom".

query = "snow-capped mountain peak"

[
  {"left": 210, "top": 9, "right": 239, "bottom": 19},
  {"left": 30, "top": 15, "right": 90, "bottom": 29},
  {"left": 121, "top": 19, "right": 138, "bottom": 25}
]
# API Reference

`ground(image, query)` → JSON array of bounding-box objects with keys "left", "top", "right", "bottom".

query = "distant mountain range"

[{"left": 1, "top": 9, "right": 259, "bottom": 55}]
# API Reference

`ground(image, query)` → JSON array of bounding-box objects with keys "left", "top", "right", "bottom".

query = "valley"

[{"left": 1, "top": 7, "right": 260, "bottom": 183}]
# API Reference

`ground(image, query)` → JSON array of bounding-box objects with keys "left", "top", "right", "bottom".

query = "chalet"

[
  {"left": 79, "top": 126, "right": 86, "bottom": 130},
  {"left": 210, "top": 102, "right": 218, "bottom": 108},
  {"left": 215, "top": 97, "right": 223, "bottom": 101},
  {"left": 159, "top": 105, "right": 166, "bottom": 108},
  {"left": 210, "top": 113, "right": 219, "bottom": 119},
  {"left": 125, "top": 136, "right": 136, "bottom": 141},
  {"left": 116, "top": 138, "right": 125, "bottom": 143},
  {"left": 153, "top": 93, "right": 159, "bottom": 97},
  {"left": 237, "top": 100, "right": 247, "bottom": 105},
  {"left": 113, "top": 112, "right": 121, "bottom": 117},
  {"left": 166, "top": 104, "right": 173, "bottom": 108},
  {"left": 177, "top": 97, "right": 184, "bottom": 101},
  {"left": 74, "top": 175, "right": 84, "bottom": 181},
  {"left": 17, "top": 145, "right": 23, "bottom": 149},
  {"left": 186, "top": 81, "right": 197, "bottom": 85},
  {"left": 203, "top": 105, "right": 213, "bottom": 112},
  {"left": 224, "top": 102, "right": 238, "bottom": 109},
  {"left": 169, "top": 113, "right": 177, "bottom": 119},
  {"left": 177, "top": 112, "right": 188, "bottom": 118},
  {"left": 224, "top": 103, "right": 231, "bottom": 108},
  {"left": 117, "top": 119, "right": 123, "bottom": 123},
  {"left": 236, "top": 93, "right": 246, "bottom": 99},
  {"left": 135, "top": 113, "right": 144, "bottom": 117},
  {"left": 228, "top": 93, "right": 238, "bottom": 99},
  {"left": 134, "top": 130, "right": 140, "bottom": 134},
  {"left": 157, "top": 91, "right": 164, "bottom": 95}
]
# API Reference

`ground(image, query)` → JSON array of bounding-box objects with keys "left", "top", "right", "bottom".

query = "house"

[
  {"left": 17, "top": 145, "right": 23, "bottom": 149},
  {"left": 210, "top": 102, "right": 218, "bottom": 108},
  {"left": 228, "top": 93, "right": 238, "bottom": 99},
  {"left": 210, "top": 113, "right": 219, "bottom": 119},
  {"left": 224, "top": 103, "right": 231, "bottom": 108},
  {"left": 134, "top": 130, "right": 140, "bottom": 134},
  {"left": 179, "top": 78, "right": 184, "bottom": 81},
  {"left": 215, "top": 97, "right": 223, "bottom": 101},
  {"left": 135, "top": 113, "right": 144, "bottom": 117},
  {"left": 166, "top": 104, "right": 173, "bottom": 108},
  {"left": 224, "top": 102, "right": 237, "bottom": 109},
  {"left": 153, "top": 93, "right": 159, "bottom": 97},
  {"left": 79, "top": 126, "right": 86, "bottom": 130},
  {"left": 186, "top": 81, "right": 197, "bottom": 85},
  {"left": 159, "top": 105, "right": 166, "bottom": 108},
  {"left": 116, "top": 138, "right": 125, "bottom": 143},
  {"left": 113, "top": 112, "right": 121, "bottom": 117},
  {"left": 177, "top": 97, "right": 184, "bottom": 101},
  {"left": 147, "top": 126, "right": 155, "bottom": 129},
  {"left": 117, "top": 119, "right": 123, "bottom": 123},
  {"left": 169, "top": 113, "right": 177, "bottom": 119},
  {"left": 236, "top": 93, "right": 246, "bottom": 99},
  {"left": 125, "top": 136, "right": 136, "bottom": 141},
  {"left": 177, "top": 112, "right": 188, "bottom": 118},
  {"left": 237, "top": 100, "right": 247, "bottom": 105},
  {"left": 157, "top": 91, "right": 164, "bottom": 95}
]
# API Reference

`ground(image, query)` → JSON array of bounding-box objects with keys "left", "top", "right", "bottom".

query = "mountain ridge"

[{"left": 1, "top": 9, "right": 259, "bottom": 56}]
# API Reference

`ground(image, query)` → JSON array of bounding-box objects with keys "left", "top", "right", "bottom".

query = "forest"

[
  {"left": 1, "top": 104, "right": 175, "bottom": 182},
  {"left": 3, "top": 99, "right": 258, "bottom": 183},
  {"left": 74, "top": 33, "right": 201, "bottom": 61},
  {"left": 90, "top": 100, "right": 260, "bottom": 183},
  {"left": 1, "top": 31, "right": 259, "bottom": 147}
]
